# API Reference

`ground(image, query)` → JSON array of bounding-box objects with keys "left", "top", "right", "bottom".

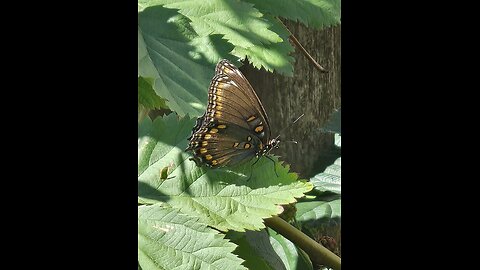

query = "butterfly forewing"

[{"left": 214, "top": 60, "right": 271, "bottom": 138}]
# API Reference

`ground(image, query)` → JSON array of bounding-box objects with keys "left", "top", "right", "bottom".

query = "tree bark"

[{"left": 240, "top": 21, "right": 341, "bottom": 178}]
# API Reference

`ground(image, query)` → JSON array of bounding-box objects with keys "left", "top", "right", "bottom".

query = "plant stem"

[{"left": 265, "top": 216, "right": 341, "bottom": 270}]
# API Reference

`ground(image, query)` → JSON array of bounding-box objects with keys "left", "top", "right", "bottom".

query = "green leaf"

[
  {"left": 227, "top": 231, "right": 275, "bottom": 270},
  {"left": 138, "top": 0, "right": 165, "bottom": 12},
  {"left": 233, "top": 15, "right": 294, "bottom": 76},
  {"left": 244, "top": 0, "right": 341, "bottom": 29},
  {"left": 161, "top": 0, "right": 282, "bottom": 48},
  {"left": 295, "top": 199, "right": 340, "bottom": 222},
  {"left": 149, "top": 0, "right": 294, "bottom": 75},
  {"left": 138, "top": 76, "right": 168, "bottom": 110},
  {"left": 138, "top": 204, "right": 247, "bottom": 270},
  {"left": 227, "top": 229, "right": 313, "bottom": 270},
  {"left": 138, "top": 114, "right": 313, "bottom": 231},
  {"left": 138, "top": 5, "right": 235, "bottom": 117},
  {"left": 310, "top": 158, "right": 341, "bottom": 194},
  {"left": 139, "top": 0, "right": 295, "bottom": 75},
  {"left": 266, "top": 228, "right": 313, "bottom": 270}
]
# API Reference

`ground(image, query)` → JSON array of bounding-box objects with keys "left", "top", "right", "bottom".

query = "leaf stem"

[{"left": 265, "top": 216, "right": 341, "bottom": 269}]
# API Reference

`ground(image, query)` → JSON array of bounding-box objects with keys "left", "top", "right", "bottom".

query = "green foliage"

[
  {"left": 296, "top": 199, "right": 340, "bottom": 222},
  {"left": 244, "top": 0, "right": 341, "bottom": 29},
  {"left": 310, "top": 158, "right": 341, "bottom": 194},
  {"left": 233, "top": 15, "right": 295, "bottom": 75},
  {"left": 227, "top": 229, "right": 313, "bottom": 270},
  {"left": 138, "top": 204, "right": 247, "bottom": 270},
  {"left": 138, "top": 76, "right": 167, "bottom": 110},
  {"left": 138, "top": 114, "right": 313, "bottom": 232},
  {"left": 138, "top": 6, "right": 235, "bottom": 117},
  {"left": 267, "top": 228, "right": 313, "bottom": 270},
  {"left": 159, "top": 0, "right": 295, "bottom": 75},
  {"left": 162, "top": 0, "right": 283, "bottom": 48},
  {"left": 227, "top": 232, "right": 276, "bottom": 270},
  {"left": 294, "top": 158, "right": 341, "bottom": 246},
  {"left": 293, "top": 136, "right": 341, "bottom": 263},
  {"left": 138, "top": 0, "right": 341, "bottom": 117}
]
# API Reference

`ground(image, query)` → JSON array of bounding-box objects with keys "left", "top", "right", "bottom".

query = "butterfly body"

[{"left": 186, "top": 59, "right": 279, "bottom": 168}]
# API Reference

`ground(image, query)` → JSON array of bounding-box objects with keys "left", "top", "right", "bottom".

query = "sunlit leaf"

[
  {"left": 245, "top": 0, "right": 341, "bottom": 29},
  {"left": 138, "top": 114, "right": 313, "bottom": 231},
  {"left": 138, "top": 204, "right": 247, "bottom": 270}
]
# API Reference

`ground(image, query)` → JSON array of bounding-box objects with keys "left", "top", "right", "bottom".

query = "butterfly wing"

[
  {"left": 187, "top": 121, "right": 264, "bottom": 167},
  {"left": 186, "top": 59, "right": 271, "bottom": 168},
  {"left": 213, "top": 59, "right": 272, "bottom": 139}
]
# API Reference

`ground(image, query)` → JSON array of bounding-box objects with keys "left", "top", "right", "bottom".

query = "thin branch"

[
  {"left": 278, "top": 18, "right": 328, "bottom": 73},
  {"left": 289, "top": 35, "right": 327, "bottom": 73},
  {"left": 265, "top": 216, "right": 341, "bottom": 270}
]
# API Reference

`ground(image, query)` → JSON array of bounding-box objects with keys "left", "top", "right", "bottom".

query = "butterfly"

[{"left": 186, "top": 59, "right": 280, "bottom": 169}]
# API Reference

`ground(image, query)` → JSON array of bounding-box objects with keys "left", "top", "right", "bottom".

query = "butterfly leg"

[
  {"left": 265, "top": 156, "right": 279, "bottom": 177},
  {"left": 246, "top": 156, "right": 264, "bottom": 182}
]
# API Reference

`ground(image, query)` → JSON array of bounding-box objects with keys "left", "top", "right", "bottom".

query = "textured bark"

[{"left": 240, "top": 21, "right": 341, "bottom": 178}]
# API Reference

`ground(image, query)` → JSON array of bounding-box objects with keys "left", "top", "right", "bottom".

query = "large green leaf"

[
  {"left": 244, "top": 0, "right": 341, "bottom": 29},
  {"left": 309, "top": 158, "right": 341, "bottom": 194},
  {"left": 138, "top": 114, "right": 313, "bottom": 231},
  {"left": 166, "top": 0, "right": 294, "bottom": 75},
  {"left": 233, "top": 15, "right": 294, "bottom": 76},
  {"left": 266, "top": 228, "right": 313, "bottom": 270},
  {"left": 138, "top": 5, "right": 235, "bottom": 117},
  {"left": 227, "top": 229, "right": 313, "bottom": 270},
  {"left": 226, "top": 232, "right": 275, "bottom": 270},
  {"left": 140, "top": 0, "right": 294, "bottom": 75},
  {"left": 159, "top": 0, "right": 282, "bottom": 48},
  {"left": 295, "top": 199, "right": 340, "bottom": 222},
  {"left": 138, "top": 204, "right": 247, "bottom": 270},
  {"left": 299, "top": 157, "right": 341, "bottom": 221}
]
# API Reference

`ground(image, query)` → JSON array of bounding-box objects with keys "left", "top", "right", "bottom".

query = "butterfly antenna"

[{"left": 274, "top": 113, "right": 305, "bottom": 141}]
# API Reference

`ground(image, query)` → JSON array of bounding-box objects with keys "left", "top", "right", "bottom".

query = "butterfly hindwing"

[{"left": 189, "top": 119, "right": 266, "bottom": 167}]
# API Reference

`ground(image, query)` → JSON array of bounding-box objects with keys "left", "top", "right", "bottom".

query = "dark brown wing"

[
  {"left": 186, "top": 59, "right": 271, "bottom": 168},
  {"left": 186, "top": 121, "right": 264, "bottom": 168},
  {"left": 213, "top": 59, "right": 271, "bottom": 140}
]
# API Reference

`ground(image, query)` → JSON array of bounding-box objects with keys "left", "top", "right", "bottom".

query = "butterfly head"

[
  {"left": 270, "top": 138, "right": 280, "bottom": 149},
  {"left": 257, "top": 138, "right": 280, "bottom": 157}
]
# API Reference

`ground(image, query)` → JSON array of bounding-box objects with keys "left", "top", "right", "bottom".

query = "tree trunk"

[{"left": 240, "top": 21, "right": 341, "bottom": 178}]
